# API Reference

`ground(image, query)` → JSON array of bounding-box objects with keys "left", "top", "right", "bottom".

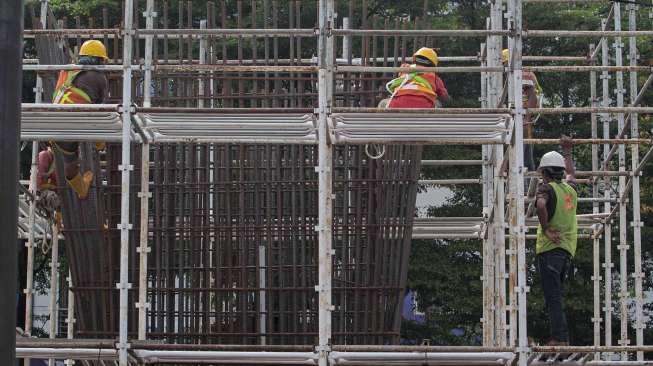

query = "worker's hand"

[
  {"left": 560, "top": 135, "right": 574, "bottom": 153},
  {"left": 544, "top": 227, "right": 561, "bottom": 244}
]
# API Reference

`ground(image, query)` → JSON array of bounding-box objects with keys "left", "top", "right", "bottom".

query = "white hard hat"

[{"left": 539, "top": 151, "right": 565, "bottom": 169}]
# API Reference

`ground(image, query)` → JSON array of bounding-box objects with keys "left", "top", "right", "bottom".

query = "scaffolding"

[{"left": 16, "top": 0, "right": 653, "bottom": 365}]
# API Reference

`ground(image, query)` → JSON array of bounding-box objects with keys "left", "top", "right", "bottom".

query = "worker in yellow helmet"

[
  {"left": 501, "top": 48, "right": 542, "bottom": 170},
  {"left": 38, "top": 40, "right": 109, "bottom": 199},
  {"left": 385, "top": 47, "right": 449, "bottom": 108}
]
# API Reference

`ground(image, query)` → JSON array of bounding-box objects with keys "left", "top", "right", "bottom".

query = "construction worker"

[
  {"left": 385, "top": 47, "right": 449, "bottom": 108},
  {"left": 535, "top": 135, "right": 577, "bottom": 346},
  {"left": 38, "top": 39, "right": 109, "bottom": 199},
  {"left": 502, "top": 48, "right": 542, "bottom": 171}
]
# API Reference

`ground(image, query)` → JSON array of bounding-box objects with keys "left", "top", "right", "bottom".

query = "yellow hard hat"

[
  {"left": 501, "top": 49, "right": 509, "bottom": 64},
  {"left": 79, "top": 40, "right": 108, "bottom": 60},
  {"left": 413, "top": 47, "right": 438, "bottom": 66}
]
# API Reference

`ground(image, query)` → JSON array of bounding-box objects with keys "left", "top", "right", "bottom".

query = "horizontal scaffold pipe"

[
  {"left": 16, "top": 339, "right": 116, "bottom": 349},
  {"left": 130, "top": 342, "right": 314, "bottom": 352},
  {"left": 529, "top": 106, "right": 653, "bottom": 114},
  {"left": 526, "top": 197, "right": 618, "bottom": 203},
  {"left": 136, "top": 107, "right": 314, "bottom": 114},
  {"left": 16, "top": 348, "right": 117, "bottom": 360},
  {"left": 332, "top": 29, "right": 510, "bottom": 37},
  {"left": 532, "top": 345, "right": 653, "bottom": 353},
  {"left": 331, "top": 346, "right": 515, "bottom": 352},
  {"left": 419, "top": 179, "right": 482, "bottom": 185},
  {"left": 421, "top": 160, "right": 484, "bottom": 166},
  {"left": 137, "top": 28, "right": 317, "bottom": 36},
  {"left": 338, "top": 65, "right": 652, "bottom": 73},
  {"left": 23, "top": 64, "right": 127, "bottom": 72},
  {"left": 23, "top": 28, "right": 120, "bottom": 35},
  {"left": 525, "top": 30, "right": 653, "bottom": 38},
  {"left": 329, "top": 351, "right": 515, "bottom": 365},
  {"left": 155, "top": 64, "right": 318, "bottom": 72},
  {"left": 334, "top": 107, "right": 653, "bottom": 115},
  {"left": 21, "top": 103, "right": 120, "bottom": 112},
  {"left": 23, "top": 28, "right": 316, "bottom": 37},
  {"left": 333, "top": 107, "right": 513, "bottom": 114},
  {"left": 526, "top": 138, "right": 649, "bottom": 145},
  {"left": 24, "top": 28, "right": 653, "bottom": 39},
  {"left": 132, "top": 350, "right": 319, "bottom": 365},
  {"left": 333, "top": 29, "right": 653, "bottom": 38},
  {"left": 527, "top": 65, "right": 651, "bottom": 72},
  {"left": 24, "top": 64, "right": 650, "bottom": 73},
  {"left": 524, "top": 170, "right": 632, "bottom": 177},
  {"left": 21, "top": 55, "right": 591, "bottom": 65}
]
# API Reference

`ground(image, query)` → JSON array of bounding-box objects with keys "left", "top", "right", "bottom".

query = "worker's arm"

[
  {"left": 560, "top": 135, "right": 577, "bottom": 185},
  {"left": 524, "top": 86, "right": 537, "bottom": 109},
  {"left": 435, "top": 76, "right": 450, "bottom": 104},
  {"left": 536, "top": 185, "right": 561, "bottom": 244}
]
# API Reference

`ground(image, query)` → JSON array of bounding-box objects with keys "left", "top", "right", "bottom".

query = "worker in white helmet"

[{"left": 535, "top": 135, "right": 577, "bottom": 346}]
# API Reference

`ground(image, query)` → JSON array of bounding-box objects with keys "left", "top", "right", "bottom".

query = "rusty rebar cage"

[{"left": 56, "top": 142, "right": 420, "bottom": 345}]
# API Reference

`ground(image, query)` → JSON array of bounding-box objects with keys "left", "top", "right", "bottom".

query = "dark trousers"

[{"left": 536, "top": 249, "right": 571, "bottom": 342}]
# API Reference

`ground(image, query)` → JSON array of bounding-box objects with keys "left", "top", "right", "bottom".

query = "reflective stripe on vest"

[
  {"left": 386, "top": 72, "right": 438, "bottom": 104},
  {"left": 536, "top": 182, "right": 578, "bottom": 257},
  {"left": 52, "top": 70, "right": 93, "bottom": 104}
]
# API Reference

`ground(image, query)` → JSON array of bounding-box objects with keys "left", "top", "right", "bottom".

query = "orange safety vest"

[
  {"left": 52, "top": 70, "right": 93, "bottom": 104},
  {"left": 386, "top": 64, "right": 439, "bottom": 104}
]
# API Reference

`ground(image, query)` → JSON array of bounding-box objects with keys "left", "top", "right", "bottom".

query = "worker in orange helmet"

[
  {"left": 385, "top": 47, "right": 449, "bottom": 109},
  {"left": 38, "top": 40, "right": 109, "bottom": 199}
]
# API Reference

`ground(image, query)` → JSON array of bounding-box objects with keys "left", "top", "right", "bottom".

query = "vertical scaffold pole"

[
  {"left": 589, "top": 44, "right": 602, "bottom": 355},
  {"left": 612, "top": 4, "right": 630, "bottom": 359},
  {"left": 599, "top": 16, "right": 613, "bottom": 353},
  {"left": 199, "top": 19, "right": 207, "bottom": 109},
  {"left": 506, "top": 6, "right": 517, "bottom": 352},
  {"left": 48, "top": 224, "right": 60, "bottom": 366},
  {"left": 118, "top": 0, "right": 135, "bottom": 364},
  {"left": 24, "top": 0, "right": 45, "bottom": 345},
  {"left": 64, "top": 271, "right": 75, "bottom": 366},
  {"left": 316, "top": 1, "right": 334, "bottom": 365},
  {"left": 481, "top": 38, "right": 496, "bottom": 346},
  {"left": 137, "top": 0, "right": 155, "bottom": 341},
  {"left": 488, "top": 0, "right": 506, "bottom": 346},
  {"left": 34, "top": 0, "right": 48, "bottom": 104},
  {"left": 24, "top": 142, "right": 38, "bottom": 366},
  {"left": 507, "top": 0, "right": 528, "bottom": 363},
  {"left": 627, "top": 3, "right": 644, "bottom": 360}
]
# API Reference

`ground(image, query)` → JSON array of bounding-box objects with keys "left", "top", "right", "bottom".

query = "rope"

[{"left": 365, "top": 144, "right": 386, "bottom": 160}]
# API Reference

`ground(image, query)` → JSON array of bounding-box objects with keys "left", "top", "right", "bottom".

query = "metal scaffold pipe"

[
  {"left": 23, "top": 142, "right": 38, "bottom": 366},
  {"left": 337, "top": 65, "right": 651, "bottom": 73},
  {"left": 316, "top": 1, "right": 335, "bottom": 366},
  {"left": 421, "top": 160, "right": 484, "bottom": 166},
  {"left": 526, "top": 138, "right": 649, "bottom": 145},
  {"left": 627, "top": 4, "right": 644, "bottom": 357},
  {"left": 48, "top": 223, "right": 60, "bottom": 366},
  {"left": 118, "top": 0, "right": 134, "bottom": 365},
  {"left": 16, "top": 348, "right": 117, "bottom": 361},
  {"left": 137, "top": 28, "right": 317, "bottom": 36},
  {"left": 23, "top": 64, "right": 127, "bottom": 72},
  {"left": 22, "top": 103, "right": 120, "bottom": 112}
]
